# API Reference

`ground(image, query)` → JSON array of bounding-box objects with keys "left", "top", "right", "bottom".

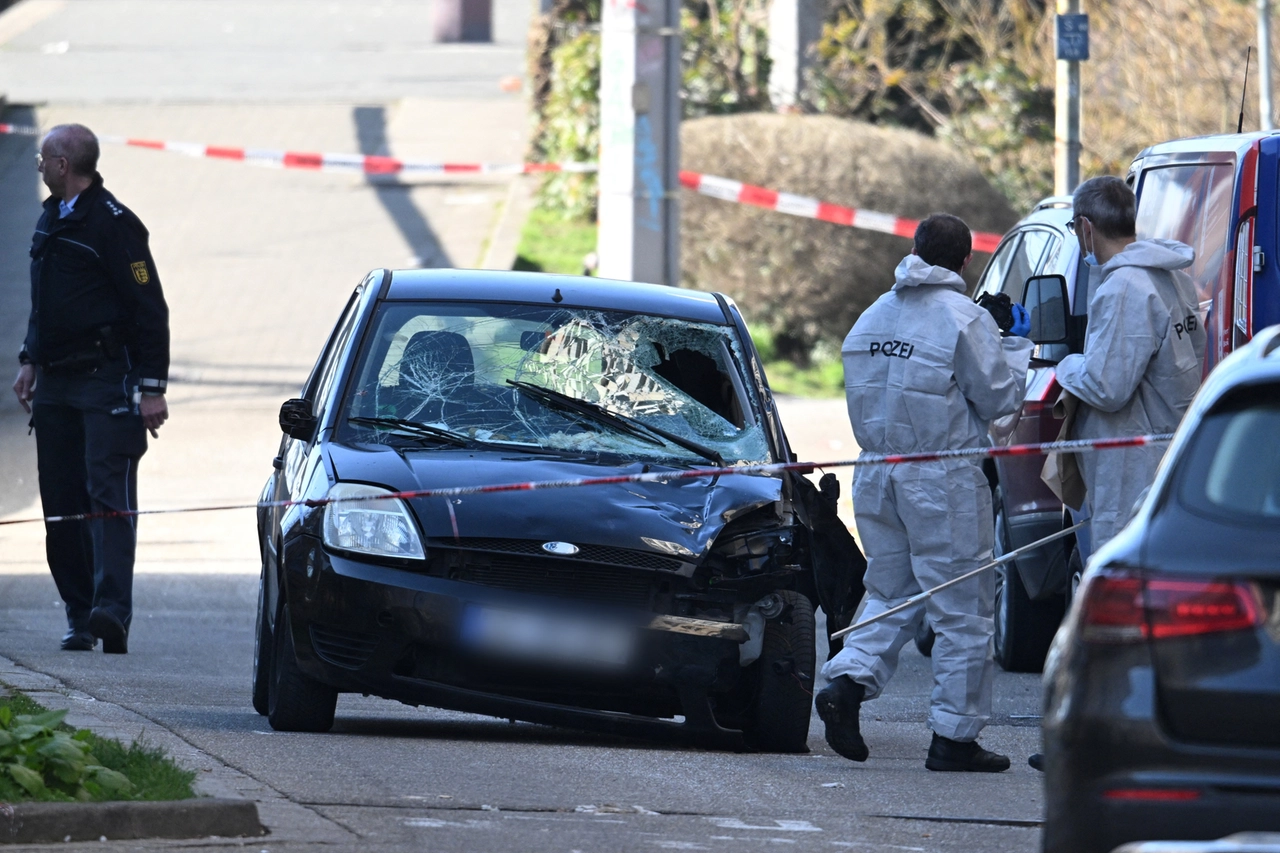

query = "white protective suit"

[
  {"left": 822, "top": 255, "right": 1033, "bottom": 742},
  {"left": 1055, "top": 239, "right": 1206, "bottom": 549}
]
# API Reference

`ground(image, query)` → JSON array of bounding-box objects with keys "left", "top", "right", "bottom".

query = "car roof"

[
  {"left": 1011, "top": 196, "right": 1074, "bottom": 230},
  {"left": 1193, "top": 326, "right": 1280, "bottom": 412},
  {"left": 382, "top": 269, "right": 731, "bottom": 325},
  {"left": 1134, "top": 130, "right": 1280, "bottom": 160}
]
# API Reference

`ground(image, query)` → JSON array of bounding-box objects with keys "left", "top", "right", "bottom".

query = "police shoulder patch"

[{"left": 131, "top": 261, "right": 150, "bottom": 284}]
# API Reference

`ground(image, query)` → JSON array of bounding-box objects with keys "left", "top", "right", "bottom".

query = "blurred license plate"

[{"left": 459, "top": 606, "right": 634, "bottom": 668}]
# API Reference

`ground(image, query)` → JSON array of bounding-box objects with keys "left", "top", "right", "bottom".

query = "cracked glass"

[{"left": 338, "top": 302, "right": 769, "bottom": 464}]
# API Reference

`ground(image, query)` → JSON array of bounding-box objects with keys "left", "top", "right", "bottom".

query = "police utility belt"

[{"left": 41, "top": 326, "right": 125, "bottom": 376}]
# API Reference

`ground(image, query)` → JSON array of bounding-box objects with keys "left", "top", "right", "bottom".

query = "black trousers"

[{"left": 33, "top": 399, "right": 146, "bottom": 632}]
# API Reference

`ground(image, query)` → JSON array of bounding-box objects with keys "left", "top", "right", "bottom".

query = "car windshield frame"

[{"left": 333, "top": 299, "right": 771, "bottom": 465}]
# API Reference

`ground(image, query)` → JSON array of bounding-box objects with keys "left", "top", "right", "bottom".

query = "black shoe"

[
  {"left": 1028, "top": 752, "right": 1045, "bottom": 772},
  {"left": 60, "top": 629, "right": 96, "bottom": 651},
  {"left": 88, "top": 607, "right": 128, "bottom": 655},
  {"left": 925, "top": 733, "right": 1010, "bottom": 773},
  {"left": 815, "top": 676, "right": 869, "bottom": 762}
]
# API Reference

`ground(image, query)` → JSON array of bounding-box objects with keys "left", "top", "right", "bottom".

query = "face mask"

[{"left": 1081, "top": 226, "right": 1098, "bottom": 266}]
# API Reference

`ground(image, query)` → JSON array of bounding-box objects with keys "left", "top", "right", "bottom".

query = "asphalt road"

[{"left": 0, "top": 2, "right": 1046, "bottom": 850}]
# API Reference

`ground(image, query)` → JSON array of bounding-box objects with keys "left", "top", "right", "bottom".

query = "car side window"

[
  {"left": 1001, "top": 228, "right": 1059, "bottom": 300},
  {"left": 975, "top": 234, "right": 1022, "bottom": 299},
  {"left": 309, "top": 290, "right": 364, "bottom": 414}
]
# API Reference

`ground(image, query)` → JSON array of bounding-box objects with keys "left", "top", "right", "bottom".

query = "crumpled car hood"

[{"left": 326, "top": 443, "right": 782, "bottom": 559}]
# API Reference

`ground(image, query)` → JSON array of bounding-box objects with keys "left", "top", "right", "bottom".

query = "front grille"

[
  {"left": 447, "top": 537, "right": 683, "bottom": 572},
  {"left": 309, "top": 625, "right": 379, "bottom": 670},
  {"left": 463, "top": 557, "right": 654, "bottom": 608}
]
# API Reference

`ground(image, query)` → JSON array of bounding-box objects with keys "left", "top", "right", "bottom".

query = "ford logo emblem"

[{"left": 541, "top": 541, "right": 579, "bottom": 556}]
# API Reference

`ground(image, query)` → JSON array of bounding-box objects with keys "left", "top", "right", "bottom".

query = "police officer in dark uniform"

[{"left": 11, "top": 123, "right": 170, "bottom": 654}]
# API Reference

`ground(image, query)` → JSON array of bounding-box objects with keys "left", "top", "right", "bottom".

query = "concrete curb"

[{"left": 0, "top": 798, "right": 265, "bottom": 844}]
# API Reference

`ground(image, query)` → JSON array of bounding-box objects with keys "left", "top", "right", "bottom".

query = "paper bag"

[{"left": 1041, "top": 390, "right": 1086, "bottom": 511}]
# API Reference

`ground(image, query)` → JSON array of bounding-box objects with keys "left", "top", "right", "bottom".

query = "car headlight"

[{"left": 322, "top": 483, "right": 425, "bottom": 560}]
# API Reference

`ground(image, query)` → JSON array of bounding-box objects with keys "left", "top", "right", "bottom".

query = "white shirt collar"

[{"left": 58, "top": 193, "right": 81, "bottom": 219}]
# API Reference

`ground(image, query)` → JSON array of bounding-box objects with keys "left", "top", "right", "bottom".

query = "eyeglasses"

[
  {"left": 1066, "top": 216, "right": 1088, "bottom": 235},
  {"left": 35, "top": 153, "right": 65, "bottom": 169}
]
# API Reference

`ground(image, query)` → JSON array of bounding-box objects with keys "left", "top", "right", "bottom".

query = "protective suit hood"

[
  {"left": 892, "top": 254, "right": 968, "bottom": 294},
  {"left": 1101, "top": 239, "right": 1194, "bottom": 276}
]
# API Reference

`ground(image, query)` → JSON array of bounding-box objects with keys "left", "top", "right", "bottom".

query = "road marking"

[
  {"left": 709, "top": 819, "right": 821, "bottom": 833},
  {"left": 709, "top": 838, "right": 797, "bottom": 845},
  {"left": 403, "top": 818, "right": 494, "bottom": 829},
  {"left": 651, "top": 843, "right": 709, "bottom": 851}
]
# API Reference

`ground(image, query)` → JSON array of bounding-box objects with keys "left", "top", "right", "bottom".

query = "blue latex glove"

[{"left": 1008, "top": 303, "right": 1031, "bottom": 337}]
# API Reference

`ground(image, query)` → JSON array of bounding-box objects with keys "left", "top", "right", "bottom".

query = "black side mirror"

[
  {"left": 1022, "top": 274, "right": 1070, "bottom": 345},
  {"left": 279, "top": 398, "right": 317, "bottom": 441}
]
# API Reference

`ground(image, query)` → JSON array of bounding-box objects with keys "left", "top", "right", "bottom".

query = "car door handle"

[{"left": 272, "top": 455, "right": 284, "bottom": 470}]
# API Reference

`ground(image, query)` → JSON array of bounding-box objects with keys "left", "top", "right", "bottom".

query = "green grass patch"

[
  {"left": 745, "top": 324, "right": 845, "bottom": 398},
  {"left": 759, "top": 358, "right": 845, "bottom": 398},
  {"left": 0, "top": 690, "right": 196, "bottom": 803},
  {"left": 512, "top": 208, "right": 598, "bottom": 275}
]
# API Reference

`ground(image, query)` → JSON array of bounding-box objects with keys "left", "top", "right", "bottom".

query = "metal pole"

[
  {"left": 597, "top": 0, "right": 681, "bottom": 285},
  {"left": 1054, "top": 0, "right": 1083, "bottom": 195},
  {"left": 830, "top": 523, "right": 1088, "bottom": 641},
  {"left": 1261, "top": 0, "right": 1274, "bottom": 131}
]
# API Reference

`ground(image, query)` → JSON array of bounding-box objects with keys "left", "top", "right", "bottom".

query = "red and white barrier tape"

[
  {"left": 4, "top": 123, "right": 1004, "bottom": 251},
  {"left": 0, "top": 433, "right": 1171, "bottom": 528},
  {"left": 678, "top": 170, "right": 1003, "bottom": 254},
  {"left": 0, "top": 124, "right": 594, "bottom": 175}
]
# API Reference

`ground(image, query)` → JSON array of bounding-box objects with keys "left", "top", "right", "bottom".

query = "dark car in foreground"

[
  {"left": 1041, "top": 324, "right": 1280, "bottom": 853},
  {"left": 251, "top": 269, "right": 863, "bottom": 751}
]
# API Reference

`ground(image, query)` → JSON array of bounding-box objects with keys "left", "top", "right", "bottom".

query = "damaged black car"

[{"left": 252, "top": 269, "right": 864, "bottom": 751}]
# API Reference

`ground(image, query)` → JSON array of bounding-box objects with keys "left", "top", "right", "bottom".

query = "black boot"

[
  {"left": 1028, "top": 753, "right": 1045, "bottom": 772},
  {"left": 925, "top": 733, "right": 1010, "bottom": 772},
  {"left": 60, "top": 627, "right": 96, "bottom": 651},
  {"left": 89, "top": 607, "right": 128, "bottom": 655},
  {"left": 815, "top": 676, "right": 869, "bottom": 762}
]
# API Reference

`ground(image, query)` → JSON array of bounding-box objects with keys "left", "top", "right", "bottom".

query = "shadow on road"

[
  {"left": 0, "top": 104, "right": 42, "bottom": 516},
  {"left": 353, "top": 105, "right": 451, "bottom": 269}
]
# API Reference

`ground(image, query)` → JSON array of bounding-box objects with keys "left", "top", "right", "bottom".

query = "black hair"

[{"left": 913, "top": 213, "right": 971, "bottom": 273}]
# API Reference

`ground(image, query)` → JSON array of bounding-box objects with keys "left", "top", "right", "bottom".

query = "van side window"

[{"left": 1135, "top": 163, "right": 1235, "bottom": 307}]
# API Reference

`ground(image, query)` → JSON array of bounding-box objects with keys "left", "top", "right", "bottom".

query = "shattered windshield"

[{"left": 337, "top": 302, "right": 769, "bottom": 464}]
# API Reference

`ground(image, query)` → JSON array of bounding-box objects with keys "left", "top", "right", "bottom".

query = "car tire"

[
  {"left": 251, "top": 558, "right": 273, "bottom": 717},
  {"left": 993, "top": 498, "right": 1066, "bottom": 674},
  {"left": 1063, "top": 546, "right": 1084, "bottom": 610},
  {"left": 267, "top": 605, "right": 338, "bottom": 733},
  {"left": 744, "top": 590, "right": 815, "bottom": 753}
]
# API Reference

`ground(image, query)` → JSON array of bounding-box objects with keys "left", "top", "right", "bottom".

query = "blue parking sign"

[{"left": 1056, "top": 13, "right": 1089, "bottom": 61}]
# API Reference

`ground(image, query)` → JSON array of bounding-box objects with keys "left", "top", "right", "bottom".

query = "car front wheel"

[
  {"left": 743, "top": 590, "right": 815, "bottom": 753},
  {"left": 251, "top": 562, "right": 273, "bottom": 716},
  {"left": 267, "top": 605, "right": 338, "bottom": 733}
]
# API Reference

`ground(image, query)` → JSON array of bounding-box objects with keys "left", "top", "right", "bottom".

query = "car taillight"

[
  {"left": 1103, "top": 788, "right": 1201, "bottom": 802},
  {"left": 1023, "top": 368, "right": 1058, "bottom": 411},
  {"left": 1079, "top": 570, "right": 1264, "bottom": 643}
]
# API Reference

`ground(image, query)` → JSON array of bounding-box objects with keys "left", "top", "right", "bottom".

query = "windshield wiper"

[
  {"left": 348, "top": 415, "right": 570, "bottom": 455},
  {"left": 506, "top": 380, "right": 723, "bottom": 464},
  {"left": 347, "top": 416, "right": 473, "bottom": 447}
]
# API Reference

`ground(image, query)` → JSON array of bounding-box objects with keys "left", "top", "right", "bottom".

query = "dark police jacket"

[{"left": 22, "top": 174, "right": 170, "bottom": 394}]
